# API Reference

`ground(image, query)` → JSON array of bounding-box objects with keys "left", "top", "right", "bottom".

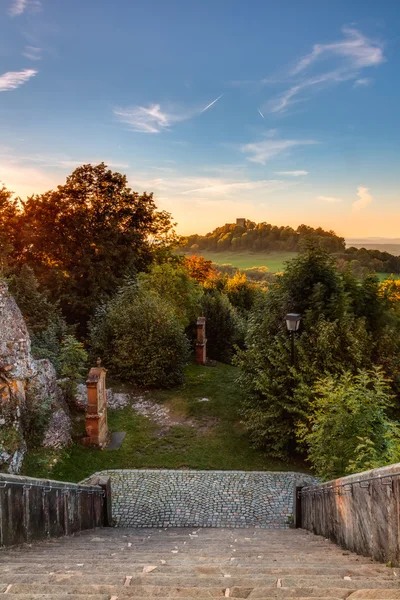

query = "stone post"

[
  {"left": 195, "top": 317, "right": 207, "bottom": 365},
  {"left": 84, "top": 359, "right": 109, "bottom": 447}
]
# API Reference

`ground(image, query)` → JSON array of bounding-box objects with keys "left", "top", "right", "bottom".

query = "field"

[
  {"left": 186, "top": 251, "right": 298, "bottom": 272},
  {"left": 185, "top": 250, "right": 399, "bottom": 281},
  {"left": 23, "top": 363, "right": 305, "bottom": 482}
]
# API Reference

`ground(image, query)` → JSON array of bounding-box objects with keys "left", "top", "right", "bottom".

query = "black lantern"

[
  {"left": 285, "top": 313, "right": 301, "bottom": 365},
  {"left": 285, "top": 313, "right": 302, "bottom": 332}
]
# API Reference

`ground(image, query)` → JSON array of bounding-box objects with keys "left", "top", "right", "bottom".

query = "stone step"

[
  {"left": 3, "top": 582, "right": 400, "bottom": 595},
  {"left": 0, "top": 565, "right": 393, "bottom": 576}
]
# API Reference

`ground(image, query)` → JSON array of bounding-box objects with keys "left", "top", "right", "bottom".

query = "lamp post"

[{"left": 285, "top": 313, "right": 302, "bottom": 366}]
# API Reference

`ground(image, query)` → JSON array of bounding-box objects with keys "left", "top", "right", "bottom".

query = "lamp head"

[{"left": 285, "top": 313, "right": 302, "bottom": 332}]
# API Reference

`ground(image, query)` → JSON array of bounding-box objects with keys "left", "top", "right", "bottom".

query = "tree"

[
  {"left": 18, "top": 163, "right": 178, "bottom": 329},
  {"left": 235, "top": 247, "right": 372, "bottom": 457},
  {"left": 138, "top": 262, "right": 203, "bottom": 328},
  {"left": 89, "top": 284, "right": 190, "bottom": 388},
  {"left": 297, "top": 369, "right": 400, "bottom": 480},
  {"left": 183, "top": 254, "right": 217, "bottom": 283},
  {"left": 0, "top": 185, "right": 19, "bottom": 275}
]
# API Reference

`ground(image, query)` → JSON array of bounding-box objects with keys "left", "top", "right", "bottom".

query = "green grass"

[
  {"left": 185, "top": 249, "right": 399, "bottom": 281},
  {"left": 185, "top": 251, "right": 298, "bottom": 272},
  {"left": 23, "top": 362, "right": 306, "bottom": 482}
]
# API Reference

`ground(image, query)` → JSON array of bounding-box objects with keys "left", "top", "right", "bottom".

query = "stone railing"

[
  {"left": 0, "top": 473, "right": 111, "bottom": 547},
  {"left": 298, "top": 463, "right": 400, "bottom": 565}
]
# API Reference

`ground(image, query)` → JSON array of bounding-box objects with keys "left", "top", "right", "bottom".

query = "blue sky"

[{"left": 0, "top": 0, "right": 399, "bottom": 237}]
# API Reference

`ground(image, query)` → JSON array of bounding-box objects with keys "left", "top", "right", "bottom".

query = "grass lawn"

[
  {"left": 23, "top": 362, "right": 306, "bottom": 482},
  {"left": 184, "top": 251, "right": 298, "bottom": 272}
]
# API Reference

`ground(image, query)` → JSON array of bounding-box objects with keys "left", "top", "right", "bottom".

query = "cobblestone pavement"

[{"left": 92, "top": 469, "right": 315, "bottom": 529}]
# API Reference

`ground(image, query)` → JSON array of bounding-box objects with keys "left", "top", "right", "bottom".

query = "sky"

[{"left": 0, "top": 0, "right": 399, "bottom": 238}]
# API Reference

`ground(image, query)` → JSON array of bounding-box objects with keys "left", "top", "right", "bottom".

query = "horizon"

[{"left": 1, "top": 0, "right": 399, "bottom": 237}]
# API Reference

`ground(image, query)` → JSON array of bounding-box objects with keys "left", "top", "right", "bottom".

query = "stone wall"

[
  {"left": 0, "top": 281, "right": 71, "bottom": 472},
  {"left": 93, "top": 469, "right": 315, "bottom": 528},
  {"left": 300, "top": 463, "right": 400, "bottom": 565},
  {"left": 0, "top": 473, "right": 111, "bottom": 547}
]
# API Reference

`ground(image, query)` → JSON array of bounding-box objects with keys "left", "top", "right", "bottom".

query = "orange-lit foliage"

[
  {"left": 183, "top": 254, "right": 217, "bottom": 283},
  {"left": 379, "top": 278, "right": 400, "bottom": 304}
]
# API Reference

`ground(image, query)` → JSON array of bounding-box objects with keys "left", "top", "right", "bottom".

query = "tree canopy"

[{"left": 1, "top": 163, "right": 177, "bottom": 329}]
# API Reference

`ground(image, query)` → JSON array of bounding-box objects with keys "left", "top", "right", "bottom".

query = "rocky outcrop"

[{"left": 0, "top": 280, "right": 71, "bottom": 473}]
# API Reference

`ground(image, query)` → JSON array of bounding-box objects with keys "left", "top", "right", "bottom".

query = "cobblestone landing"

[{"left": 92, "top": 469, "right": 315, "bottom": 528}]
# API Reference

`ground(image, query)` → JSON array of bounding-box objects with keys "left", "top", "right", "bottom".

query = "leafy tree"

[
  {"left": 90, "top": 285, "right": 190, "bottom": 387},
  {"left": 14, "top": 163, "right": 178, "bottom": 330},
  {"left": 224, "top": 271, "right": 261, "bottom": 313},
  {"left": 138, "top": 262, "right": 203, "bottom": 328},
  {"left": 183, "top": 254, "right": 217, "bottom": 283},
  {"left": 201, "top": 291, "right": 245, "bottom": 363},
  {"left": 60, "top": 335, "right": 88, "bottom": 402},
  {"left": 297, "top": 369, "right": 400, "bottom": 480},
  {"left": 235, "top": 247, "right": 373, "bottom": 457},
  {"left": 0, "top": 185, "right": 19, "bottom": 275}
]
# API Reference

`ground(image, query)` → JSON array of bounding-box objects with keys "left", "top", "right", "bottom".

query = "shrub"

[
  {"left": 201, "top": 291, "right": 245, "bottom": 363},
  {"left": 297, "top": 369, "right": 400, "bottom": 480},
  {"left": 90, "top": 286, "right": 190, "bottom": 387},
  {"left": 60, "top": 335, "right": 88, "bottom": 402},
  {"left": 138, "top": 263, "right": 203, "bottom": 327}
]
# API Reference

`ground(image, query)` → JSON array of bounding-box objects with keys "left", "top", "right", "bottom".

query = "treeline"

[
  {"left": 339, "top": 247, "right": 400, "bottom": 276},
  {"left": 183, "top": 220, "right": 346, "bottom": 253}
]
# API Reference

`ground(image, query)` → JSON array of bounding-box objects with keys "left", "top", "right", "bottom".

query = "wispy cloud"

[
  {"left": 269, "top": 27, "right": 384, "bottom": 113},
  {"left": 353, "top": 186, "right": 373, "bottom": 211},
  {"left": 23, "top": 46, "right": 41, "bottom": 60},
  {"left": 115, "top": 94, "right": 223, "bottom": 134},
  {"left": 241, "top": 137, "right": 317, "bottom": 165},
  {"left": 0, "top": 69, "right": 37, "bottom": 91},
  {"left": 317, "top": 195, "right": 343, "bottom": 203},
  {"left": 276, "top": 170, "right": 308, "bottom": 177},
  {"left": 181, "top": 179, "right": 290, "bottom": 196},
  {"left": 353, "top": 77, "right": 372, "bottom": 87},
  {"left": 201, "top": 94, "right": 223, "bottom": 113},
  {"left": 8, "top": 0, "right": 40, "bottom": 16},
  {"left": 113, "top": 104, "right": 191, "bottom": 134}
]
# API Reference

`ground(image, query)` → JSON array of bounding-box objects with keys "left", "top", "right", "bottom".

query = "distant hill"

[
  {"left": 182, "top": 220, "right": 400, "bottom": 277},
  {"left": 182, "top": 219, "right": 345, "bottom": 254},
  {"left": 346, "top": 240, "right": 400, "bottom": 256}
]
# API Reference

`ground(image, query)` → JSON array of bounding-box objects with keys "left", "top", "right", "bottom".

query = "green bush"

[
  {"left": 60, "top": 335, "right": 88, "bottom": 402},
  {"left": 297, "top": 369, "right": 400, "bottom": 480},
  {"left": 138, "top": 262, "right": 203, "bottom": 327},
  {"left": 90, "top": 286, "right": 190, "bottom": 387},
  {"left": 21, "top": 396, "right": 52, "bottom": 449},
  {"left": 201, "top": 291, "right": 245, "bottom": 363}
]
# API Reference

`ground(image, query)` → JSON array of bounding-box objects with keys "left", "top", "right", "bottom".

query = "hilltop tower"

[{"left": 236, "top": 218, "right": 246, "bottom": 227}]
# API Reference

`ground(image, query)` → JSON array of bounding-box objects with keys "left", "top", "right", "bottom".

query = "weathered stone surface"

[
  {"left": 0, "top": 281, "right": 71, "bottom": 472},
  {"left": 75, "top": 384, "right": 132, "bottom": 411},
  {"left": 0, "top": 280, "right": 35, "bottom": 381},
  {"left": 301, "top": 463, "right": 400, "bottom": 566},
  {"left": 90, "top": 469, "right": 315, "bottom": 529}
]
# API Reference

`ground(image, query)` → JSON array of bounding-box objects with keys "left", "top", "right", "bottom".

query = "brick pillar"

[
  {"left": 84, "top": 359, "right": 109, "bottom": 447},
  {"left": 195, "top": 317, "right": 207, "bottom": 365}
]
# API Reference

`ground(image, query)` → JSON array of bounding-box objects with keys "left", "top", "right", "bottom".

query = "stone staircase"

[{"left": 1, "top": 527, "right": 399, "bottom": 599}]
